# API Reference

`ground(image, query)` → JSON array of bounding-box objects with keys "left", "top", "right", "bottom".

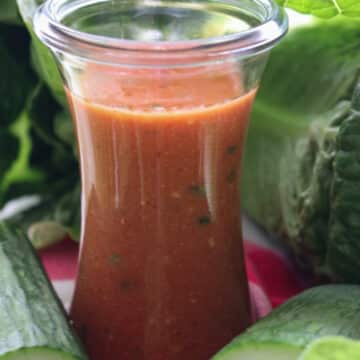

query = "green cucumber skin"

[
  {"left": 0, "top": 347, "right": 80, "bottom": 360},
  {"left": 299, "top": 337, "right": 360, "bottom": 360},
  {"left": 0, "top": 222, "right": 87, "bottom": 359},
  {"left": 212, "top": 341, "right": 302, "bottom": 360},
  {"left": 213, "top": 285, "right": 360, "bottom": 359}
]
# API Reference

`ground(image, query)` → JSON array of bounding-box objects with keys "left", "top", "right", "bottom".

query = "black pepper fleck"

[{"left": 227, "top": 145, "right": 238, "bottom": 154}]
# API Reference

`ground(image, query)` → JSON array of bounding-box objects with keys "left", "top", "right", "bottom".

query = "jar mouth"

[{"left": 34, "top": 0, "right": 288, "bottom": 66}]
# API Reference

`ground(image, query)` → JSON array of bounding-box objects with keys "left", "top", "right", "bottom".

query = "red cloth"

[
  {"left": 39, "top": 237, "right": 305, "bottom": 317},
  {"left": 245, "top": 243, "right": 305, "bottom": 317}
]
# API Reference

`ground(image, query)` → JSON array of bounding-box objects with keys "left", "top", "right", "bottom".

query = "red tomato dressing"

[{"left": 68, "top": 64, "right": 256, "bottom": 360}]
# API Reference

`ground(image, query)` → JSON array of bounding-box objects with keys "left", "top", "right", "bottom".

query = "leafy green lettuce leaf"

[
  {"left": 0, "top": 22, "right": 79, "bottom": 245},
  {"left": 1, "top": 84, "right": 80, "bottom": 247},
  {"left": 276, "top": 0, "right": 360, "bottom": 18},
  {"left": 0, "top": 25, "right": 39, "bottom": 205},
  {"left": 243, "top": 18, "right": 360, "bottom": 282},
  {"left": 0, "top": 0, "right": 21, "bottom": 25},
  {"left": 4, "top": 178, "right": 81, "bottom": 249},
  {"left": 27, "top": 84, "right": 75, "bottom": 175},
  {"left": 0, "top": 31, "right": 33, "bottom": 127},
  {"left": 17, "top": 0, "right": 66, "bottom": 106},
  {"left": 1, "top": 1, "right": 81, "bottom": 247},
  {"left": 243, "top": 18, "right": 360, "bottom": 232}
]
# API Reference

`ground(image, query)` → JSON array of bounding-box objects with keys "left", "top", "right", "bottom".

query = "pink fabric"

[
  {"left": 40, "top": 237, "right": 78, "bottom": 280},
  {"left": 40, "top": 237, "right": 305, "bottom": 317}
]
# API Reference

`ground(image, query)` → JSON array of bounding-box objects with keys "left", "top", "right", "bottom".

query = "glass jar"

[{"left": 34, "top": 1, "right": 287, "bottom": 359}]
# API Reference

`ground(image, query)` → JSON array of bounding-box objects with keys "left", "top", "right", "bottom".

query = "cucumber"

[
  {"left": 0, "top": 221, "right": 87, "bottom": 359},
  {"left": 1, "top": 348, "right": 80, "bottom": 360},
  {"left": 300, "top": 337, "right": 360, "bottom": 360},
  {"left": 212, "top": 285, "right": 360, "bottom": 359}
]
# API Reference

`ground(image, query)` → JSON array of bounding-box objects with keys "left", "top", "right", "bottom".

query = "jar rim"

[{"left": 34, "top": 0, "right": 288, "bottom": 66}]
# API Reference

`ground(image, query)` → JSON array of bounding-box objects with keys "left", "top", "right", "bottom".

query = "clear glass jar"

[{"left": 34, "top": 1, "right": 287, "bottom": 359}]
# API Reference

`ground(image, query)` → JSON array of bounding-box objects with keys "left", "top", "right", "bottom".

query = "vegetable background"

[
  {"left": 0, "top": 0, "right": 80, "bottom": 246},
  {"left": 243, "top": 16, "right": 360, "bottom": 282},
  {"left": 2, "top": 1, "right": 360, "bottom": 281},
  {"left": 275, "top": 0, "right": 360, "bottom": 18}
]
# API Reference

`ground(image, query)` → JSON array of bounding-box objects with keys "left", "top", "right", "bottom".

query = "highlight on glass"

[{"left": 34, "top": 1, "right": 288, "bottom": 359}]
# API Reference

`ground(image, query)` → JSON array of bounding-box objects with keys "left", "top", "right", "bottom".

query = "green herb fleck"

[
  {"left": 227, "top": 145, "right": 238, "bottom": 154},
  {"left": 189, "top": 184, "right": 206, "bottom": 196},
  {"left": 109, "top": 253, "right": 121, "bottom": 265},
  {"left": 227, "top": 169, "right": 237, "bottom": 183},
  {"left": 198, "top": 215, "right": 211, "bottom": 225}
]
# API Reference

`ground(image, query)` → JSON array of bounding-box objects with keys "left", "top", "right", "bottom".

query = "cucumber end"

[
  {"left": 0, "top": 347, "right": 83, "bottom": 360},
  {"left": 212, "top": 342, "right": 302, "bottom": 360},
  {"left": 300, "top": 337, "right": 360, "bottom": 360}
]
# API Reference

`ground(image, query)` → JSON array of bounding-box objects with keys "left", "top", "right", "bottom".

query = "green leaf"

[
  {"left": 0, "top": 33, "right": 33, "bottom": 127},
  {"left": 0, "top": 111, "right": 45, "bottom": 206},
  {"left": 0, "top": 26, "right": 40, "bottom": 205},
  {"left": 26, "top": 84, "right": 77, "bottom": 178},
  {"left": 242, "top": 17, "right": 360, "bottom": 282},
  {"left": 5, "top": 178, "right": 81, "bottom": 248},
  {"left": 17, "top": 0, "right": 67, "bottom": 106},
  {"left": 0, "top": 24, "right": 31, "bottom": 66},
  {"left": 30, "top": 36, "right": 67, "bottom": 106},
  {"left": 276, "top": 0, "right": 360, "bottom": 18},
  {"left": 0, "top": 0, "right": 22, "bottom": 24},
  {"left": 0, "top": 84, "right": 75, "bottom": 206},
  {"left": 243, "top": 18, "right": 360, "bottom": 232},
  {"left": 2, "top": 83, "right": 81, "bottom": 245},
  {"left": 54, "top": 110, "right": 77, "bottom": 157},
  {"left": 28, "top": 84, "right": 63, "bottom": 148},
  {"left": 0, "top": 130, "right": 19, "bottom": 177}
]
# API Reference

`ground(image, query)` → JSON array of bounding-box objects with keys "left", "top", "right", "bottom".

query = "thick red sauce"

[{"left": 68, "top": 63, "right": 255, "bottom": 359}]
